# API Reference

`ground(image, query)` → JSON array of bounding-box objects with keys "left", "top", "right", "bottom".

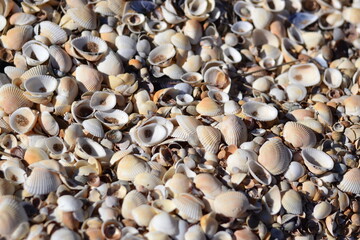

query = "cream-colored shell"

[
  {"left": 196, "top": 126, "right": 221, "bottom": 154},
  {"left": 302, "top": 148, "right": 334, "bottom": 175},
  {"left": 283, "top": 122, "right": 316, "bottom": 149},
  {"left": 281, "top": 189, "right": 303, "bottom": 215},
  {"left": 213, "top": 191, "right": 249, "bottom": 218},
  {"left": 338, "top": 168, "right": 360, "bottom": 194},
  {"left": 217, "top": 115, "right": 247, "bottom": 147},
  {"left": 241, "top": 101, "right": 278, "bottom": 121}
]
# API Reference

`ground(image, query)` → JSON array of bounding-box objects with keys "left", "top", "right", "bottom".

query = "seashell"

[
  {"left": 176, "top": 94, "right": 194, "bottom": 106},
  {"left": 263, "top": 0, "right": 285, "bottom": 12},
  {"left": 9, "top": 12, "right": 37, "bottom": 25},
  {"left": 71, "top": 36, "right": 108, "bottom": 62},
  {"left": 284, "top": 161, "right": 305, "bottom": 181},
  {"left": 149, "top": 212, "right": 178, "bottom": 237},
  {"left": 234, "top": 1, "right": 254, "bottom": 19},
  {"left": 57, "top": 195, "right": 83, "bottom": 212},
  {"left": 1, "top": 25, "right": 33, "bottom": 50},
  {"left": 136, "top": 38, "right": 151, "bottom": 58},
  {"left": 39, "top": 111, "right": 59, "bottom": 136},
  {"left": 234, "top": 228, "right": 259, "bottom": 240},
  {"left": 287, "top": 25, "right": 304, "bottom": 45},
  {"left": 226, "top": 149, "right": 257, "bottom": 174},
  {"left": 318, "top": 10, "right": 344, "bottom": 30},
  {"left": 302, "top": 148, "right": 334, "bottom": 175},
  {"left": 24, "top": 167, "right": 62, "bottom": 195},
  {"left": 24, "top": 75, "right": 58, "bottom": 96},
  {"left": 183, "top": 19, "right": 202, "bottom": 45},
  {"left": 343, "top": 7, "right": 360, "bottom": 25},
  {"left": 213, "top": 191, "right": 249, "bottom": 218},
  {"left": 56, "top": 77, "right": 78, "bottom": 103},
  {"left": 24, "top": 147, "right": 48, "bottom": 165},
  {"left": 82, "top": 118, "right": 104, "bottom": 138},
  {"left": 34, "top": 21, "right": 68, "bottom": 45},
  {"left": 75, "top": 137, "right": 106, "bottom": 159},
  {"left": 4, "top": 67, "right": 25, "bottom": 81},
  {"left": 75, "top": 65, "right": 103, "bottom": 92},
  {"left": 282, "top": 189, "right": 303, "bottom": 215},
  {"left": 144, "top": 20, "right": 168, "bottom": 34},
  {"left": 173, "top": 193, "right": 204, "bottom": 222},
  {"left": 115, "top": 35, "right": 137, "bottom": 61},
  {"left": 288, "top": 63, "right": 321, "bottom": 87},
  {"left": 286, "top": 84, "right": 307, "bottom": 102},
  {"left": 231, "top": 21, "right": 253, "bottom": 36},
  {"left": 290, "top": 12, "right": 318, "bottom": 30},
  {"left": 343, "top": 95, "right": 360, "bottom": 116},
  {"left": 9, "top": 107, "right": 38, "bottom": 134},
  {"left": 281, "top": 38, "right": 303, "bottom": 63},
  {"left": 163, "top": 64, "right": 185, "bottom": 79},
  {"left": 184, "top": 0, "right": 215, "bottom": 22},
  {"left": 165, "top": 173, "right": 192, "bottom": 196},
  {"left": 204, "top": 67, "right": 231, "bottom": 93},
  {"left": 247, "top": 160, "right": 272, "bottom": 185},
  {"left": 0, "top": 196, "right": 28, "bottom": 238},
  {"left": 323, "top": 68, "right": 342, "bottom": 89},
  {"left": 313, "top": 102, "right": 333, "bottom": 126},
  {"left": 241, "top": 101, "right": 278, "bottom": 121},
  {"left": 132, "top": 205, "right": 157, "bottom": 227},
  {"left": 67, "top": 6, "right": 97, "bottom": 30},
  {"left": 0, "top": 84, "right": 33, "bottom": 114},
  {"left": 148, "top": 44, "right": 176, "bottom": 67},
  {"left": 171, "top": 33, "right": 191, "bottom": 51},
  {"left": 46, "top": 136, "right": 67, "bottom": 159},
  {"left": 121, "top": 190, "right": 147, "bottom": 220},
  {"left": 222, "top": 46, "right": 242, "bottom": 64},
  {"left": 22, "top": 40, "right": 49, "bottom": 66},
  {"left": 153, "top": 29, "right": 176, "bottom": 46},
  {"left": 134, "top": 172, "right": 162, "bottom": 191},
  {"left": 122, "top": 12, "right": 145, "bottom": 26},
  {"left": 196, "top": 126, "right": 221, "bottom": 154},
  {"left": 338, "top": 168, "right": 360, "bottom": 194},
  {"left": 263, "top": 185, "right": 281, "bottom": 215},
  {"left": 4, "top": 166, "right": 27, "bottom": 184},
  {"left": 252, "top": 29, "right": 279, "bottom": 48},
  {"left": 217, "top": 115, "right": 247, "bottom": 146},
  {"left": 224, "top": 100, "right": 241, "bottom": 115},
  {"left": 94, "top": 109, "right": 129, "bottom": 130},
  {"left": 101, "top": 219, "right": 122, "bottom": 240},
  {"left": 0, "top": 179, "right": 15, "bottom": 196},
  {"left": 283, "top": 122, "right": 316, "bottom": 149},
  {"left": 161, "top": 1, "right": 186, "bottom": 24},
  {"left": 51, "top": 228, "right": 81, "bottom": 240},
  {"left": 71, "top": 99, "right": 95, "bottom": 123},
  {"left": 49, "top": 46, "right": 73, "bottom": 77},
  {"left": 0, "top": 134, "right": 18, "bottom": 150},
  {"left": 116, "top": 155, "right": 151, "bottom": 181},
  {"left": 251, "top": 7, "right": 273, "bottom": 29},
  {"left": 90, "top": 91, "right": 116, "bottom": 112},
  {"left": 258, "top": 138, "right": 292, "bottom": 175},
  {"left": 212, "top": 231, "right": 232, "bottom": 240},
  {"left": 313, "top": 201, "right": 332, "bottom": 220},
  {"left": 96, "top": 49, "right": 123, "bottom": 76}
]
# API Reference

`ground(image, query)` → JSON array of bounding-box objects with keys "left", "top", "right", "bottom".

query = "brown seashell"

[
  {"left": 344, "top": 95, "right": 360, "bottom": 116},
  {"left": 0, "top": 84, "right": 33, "bottom": 114},
  {"left": 24, "top": 147, "right": 48, "bottom": 165},
  {"left": 214, "top": 191, "right": 249, "bottom": 218},
  {"left": 283, "top": 121, "right": 317, "bottom": 149},
  {"left": 234, "top": 228, "right": 259, "bottom": 240}
]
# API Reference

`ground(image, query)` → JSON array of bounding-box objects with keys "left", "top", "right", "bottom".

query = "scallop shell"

[
  {"left": 247, "top": 160, "right": 272, "bottom": 185},
  {"left": 226, "top": 149, "right": 257, "bottom": 174},
  {"left": 75, "top": 65, "right": 103, "bottom": 92},
  {"left": 121, "top": 190, "right": 147, "bottom": 220},
  {"left": 196, "top": 126, "right": 221, "bottom": 154},
  {"left": 241, "top": 101, "right": 278, "bottom": 121},
  {"left": 0, "top": 196, "right": 28, "bottom": 238},
  {"left": 284, "top": 161, "right": 305, "bottom": 181},
  {"left": 116, "top": 154, "right": 151, "bottom": 181},
  {"left": 22, "top": 40, "right": 49, "bottom": 66},
  {"left": 217, "top": 115, "right": 247, "bottom": 147},
  {"left": 281, "top": 189, "right": 303, "bottom": 215},
  {"left": 283, "top": 122, "right": 317, "bottom": 149},
  {"left": 71, "top": 35, "right": 108, "bottom": 61},
  {"left": 196, "top": 97, "right": 223, "bottom": 116},
  {"left": 49, "top": 45, "right": 73, "bottom": 77},
  {"left": 302, "top": 148, "right": 334, "bottom": 175},
  {"left": 1, "top": 25, "right": 33, "bottom": 50},
  {"left": 258, "top": 138, "right": 292, "bottom": 175},
  {"left": 343, "top": 95, "right": 360, "bottom": 116},
  {"left": 24, "top": 75, "right": 58, "bottom": 96},
  {"left": 263, "top": 185, "right": 281, "bottom": 215},
  {"left": 0, "top": 84, "right": 33, "bottom": 114},
  {"left": 148, "top": 44, "right": 176, "bottom": 66},
  {"left": 67, "top": 6, "right": 97, "bottom": 30},
  {"left": 213, "top": 191, "right": 249, "bottom": 218},
  {"left": 75, "top": 137, "right": 106, "bottom": 159},
  {"left": 39, "top": 111, "right": 59, "bottom": 136},
  {"left": 288, "top": 63, "right": 321, "bottom": 87},
  {"left": 24, "top": 167, "right": 62, "bottom": 195},
  {"left": 338, "top": 168, "right": 360, "bottom": 194},
  {"left": 173, "top": 193, "right": 204, "bottom": 222},
  {"left": 9, "top": 107, "right": 38, "bottom": 134},
  {"left": 313, "top": 201, "right": 332, "bottom": 220},
  {"left": 94, "top": 109, "right": 129, "bottom": 130}
]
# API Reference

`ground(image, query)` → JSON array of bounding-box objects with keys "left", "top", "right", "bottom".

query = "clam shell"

[
  {"left": 39, "top": 111, "right": 59, "bottom": 136},
  {"left": 46, "top": 137, "right": 67, "bottom": 158},
  {"left": 0, "top": 196, "right": 28, "bottom": 238},
  {"left": 234, "top": 1, "right": 253, "bottom": 19},
  {"left": 9, "top": 107, "right": 38, "bottom": 134},
  {"left": 183, "top": 19, "right": 202, "bottom": 45},
  {"left": 284, "top": 161, "right": 305, "bottom": 181},
  {"left": 122, "top": 12, "right": 145, "bottom": 26},
  {"left": 313, "top": 201, "right": 332, "bottom": 220},
  {"left": 116, "top": 155, "right": 151, "bottom": 181},
  {"left": 9, "top": 12, "right": 37, "bottom": 25},
  {"left": 24, "top": 75, "right": 58, "bottom": 96},
  {"left": 302, "top": 148, "right": 334, "bottom": 175},
  {"left": 49, "top": 46, "right": 73, "bottom": 77},
  {"left": 196, "top": 126, "right": 221, "bottom": 154},
  {"left": 231, "top": 21, "right": 253, "bottom": 36},
  {"left": 24, "top": 167, "right": 62, "bottom": 195},
  {"left": 224, "top": 100, "right": 241, "bottom": 115},
  {"left": 71, "top": 35, "right": 108, "bottom": 61},
  {"left": 82, "top": 118, "right": 105, "bottom": 138},
  {"left": 247, "top": 160, "right": 272, "bottom": 185},
  {"left": 22, "top": 40, "right": 49, "bottom": 66},
  {"left": 51, "top": 228, "right": 81, "bottom": 240},
  {"left": 76, "top": 65, "right": 103, "bottom": 92},
  {"left": 165, "top": 173, "right": 192, "bottom": 196},
  {"left": 71, "top": 99, "right": 95, "bottom": 123},
  {"left": 252, "top": 76, "right": 272, "bottom": 92},
  {"left": 196, "top": 97, "right": 223, "bottom": 116},
  {"left": 148, "top": 44, "right": 176, "bottom": 66},
  {"left": 194, "top": 173, "right": 223, "bottom": 199},
  {"left": 75, "top": 137, "right": 106, "bottom": 159},
  {"left": 283, "top": 122, "right": 317, "bottom": 149},
  {"left": 0, "top": 84, "right": 33, "bottom": 114},
  {"left": 24, "top": 147, "right": 48, "bottom": 165},
  {"left": 226, "top": 149, "right": 257, "bottom": 173},
  {"left": 204, "top": 67, "right": 231, "bottom": 93},
  {"left": 4, "top": 66, "right": 25, "bottom": 81},
  {"left": 4, "top": 166, "right": 27, "bottom": 184},
  {"left": 263, "top": 185, "right": 281, "bottom": 215},
  {"left": 323, "top": 68, "right": 342, "bottom": 89},
  {"left": 34, "top": 21, "right": 68, "bottom": 45},
  {"left": 217, "top": 115, "right": 247, "bottom": 146},
  {"left": 258, "top": 138, "right": 292, "bottom": 175},
  {"left": 64, "top": 123, "right": 84, "bottom": 148},
  {"left": 338, "top": 168, "right": 360, "bottom": 194},
  {"left": 57, "top": 195, "right": 83, "bottom": 212},
  {"left": 343, "top": 95, "right": 360, "bottom": 116},
  {"left": 222, "top": 46, "right": 242, "bottom": 64},
  {"left": 313, "top": 102, "right": 333, "bottom": 126},
  {"left": 115, "top": 35, "right": 137, "bottom": 61},
  {"left": 1, "top": 25, "right": 33, "bottom": 50},
  {"left": 121, "top": 190, "right": 147, "bottom": 220},
  {"left": 251, "top": 7, "right": 273, "bottom": 29},
  {"left": 56, "top": 76, "right": 78, "bottom": 102},
  {"left": 90, "top": 91, "right": 116, "bottom": 111},
  {"left": 234, "top": 228, "right": 259, "bottom": 240},
  {"left": 96, "top": 49, "right": 123, "bottom": 76},
  {"left": 132, "top": 205, "right": 157, "bottom": 227},
  {"left": 134, "top": 172, "right": 162, "bottom": 191},
  {"left": 252, "top": 29, "right": 279, "bottom": 48},
  {"left": 286, "top": 84, "right": 307, "bottom": 102},
  {"left": 94, "top": 109, "right": 129, "bottom": 129},
  {"left": 288, "top": 63, "right": 321, "bottom": 87},
  {"left": 281, "top": 189, "right": 303, "bottom": 215},
  {"left": 149, "top": 212, "right": 178, "bottom": 237},
  {"left": 173, "top": 193, "right": 204, "bottom": 222},
  {"left": 171, "top": 33, "right": 191, "bottom": 51},
  {"left": 67, "top": 6, "right": 97, "bottom": 30},
  {"left": 0, "top": 134, "right": 18, "bottom": 150},
  {"left": 213, "top": 191, "right": 249, "bottom": 218},
  {"left": 241, "top": 101, "right": 278, "bottom": 121}
]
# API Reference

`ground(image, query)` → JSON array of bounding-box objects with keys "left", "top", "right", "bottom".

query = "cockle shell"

[
  {"left": 194, "top": 173, "right": 223, "bottom": 199},
  {"left": 173, "top": 193, "right": 204, "bottom": 222},
  {"left": 338, "top": 168, "right": 360, "bottom": 194},
  {"left": 57, "top": 76, "right": 78, "bottom": 102},
  {"left": 22, "top": 40, "right": 49, "bottom": 66},
  {"left": 51, "top": 228, "right": 81, "bottom": 240},
  {"left": 173, "top": 115, "right": 202, "bottom": 146},
  {"left": 241, "top": 101, "right": 278, "bottom": 121},
  {"left": 134, "top": 172, "right": 162, "bottom": 191},
  {"left": 234, "top": 228, "right": 259, "bottom": 240},
  {"left": 75, "top": 137, "right": 106, "bottom": 159},
  {"left": 49, "top": 45, "right": 73, "bottom": 77},
  {"left": 283, "top": 122, "right": 317, "bottom": 149},
  {"left": 183, "top": 0, "right": 215, "bottom": 22},
  {"left": 24, "top": 167, "right": 62, "bottom": 195},
  {"left": 343, "top": 95, "right": 360, "bottom": 116},
  {"left": 9, "top": 107, "right": 38, "bottom": 134},
  {"left": 71, "top": 99, "right": 94, "bottom": 123},
  {"left": 263, "top": 185, "right": 281, "bottom": 215},
  {"left": 90, "top": 91, "right": 116, "bottom": 112},
  {"left": 82, "top": 118, "right": 105, "bottom": 138},
  {"left": 67, "top": 6, "right": 97, "bottom": 30},
  {"left": 34, "top": 21, "right": 68, "bottom": 45},
  {"left": 0, "top": 84, "right": 33, "bottom": 114},
  {"left": 24, "top": 75, "right": 58, "bottom": 96},
  {"left": 213, "top": 191, "right": 249, "bottom": 218},
  {"left": 1, "top": 25, "right": 33, "bottom": 50},
  {"left": 0, "top": 196, "right": 28, "bottom": 238},
  {"left": 116, "top": 155, "right": 151, "bottom": 181},
  {"left": 204, "top": 67, "right": 231, "bottom": 93},
  {"left": 39, "top": 111, "right": 59, "bottom": 136},
  {"left": 149, "top": 212, "right": 179, "bottom": 237},
  {"left": 0, "top": 134, "right": 18, "bottom": 150},
  {"left": 247, "top": 160, "right": 272, "bottom": 185},
  {"left": 258, "top": 138, "right": 292, "bottom": 175},
  {"left": 166, "top": 173, "right": 192, "bottom": 196},
  {"left": 313, "top": 201, "right": 332, "bottom": 220},
  {"left": 4, "top": 166, "right": 27, "bottom": 184},
  {"left": 94, "top": 109, "right": 129, "bottom": 130},
  {"left": 75, "top": 65, "right": 103, "bottom": 92},
  {"left": 217, "top": 115, "right": 247, "bottom": 146},
  {"left": 196, "top": 126, "right": 221, "bottom": 154},
  {"left": 196, "top": 97, "right": 223, "bottom": 116},
  {"left": 323, "top": 68, "right": 342, "bottom": 89},
  {"left": 288, "top": 63, "right": 321, "bottom": 87},
  {"left": 71, "top": 35, "right": 108, "bottom": 61},
  {"left": 148, "top": 44, "right": 176, "bottom": 67},
  {"left": 96, "top": 49, "right": 123, "bottom": 76},
  {"left": 57, "top": 195, "right": 83, "bottom": 212},
  {"left": 9, "top": 12, "right": 36, "bottom": 25},
  {"left": 284, "top": 161, "right": 305, "bottom": 181},
  {"left": 302, "top": 148, "right": 334, "bottom": 175},
  {"left": 226, "top": 149, "right": 257, "bottom": 173},
  {"left": 183, "top": 19, "right": 202, "bottom": 45},
  {"left": 121, "top": 190, "right": 147, "bottom": 220},
  {"left": 282, "top": 189, "right": 303, "bottom": 215},
  {"left": 24, "top": 147, "right": 48, "bottom": 165},
  {"left": 252, "top": 29, "right": 279, "bottom": 48}
]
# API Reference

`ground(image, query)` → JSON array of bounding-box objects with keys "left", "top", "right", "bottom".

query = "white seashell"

[
  {"left": 24, "top": 75, "right": 58, "bottom": 97},
  {"left": 82, "top": 118, "right": 105, "bottom": 138},
  {"left": 95, "top": 109, "right": 129, "bottom": 130},
  {"left": 75, "top": 65, "right": 103, "bottom": 92},
  {"left": 302, "top": 148, "right": 334, "bottom": 175},
  {"left": 196, "top": 126, "right": 221, "bottom": 154},
  {"left": 338, "top": 168, "right": 360, "bottom": 194},
  {"left": 247, "top": 160, "right": 272, "bottom": 185},
  {"left": 39, "top": 111, "right": 59, "bottom": 136},
  {"left": 161, "top": 1, "right": 186, "bottom": 24},
  {"left": 183, "top": 20, "right": 202, "bottom": 45},
  {"left": 96, "top": 49, "right": 124, "bottom": 76},
  {"left": 122, "top": 12, "right": 145, "bottom": 26},
  {"left": 318, "top": 10, "right": 344, "bottom": 30},
  {"left": 35, "top": 21, "right": 68, "bottom": 45},
  {"left": 263, "top": 185, "right": 281, "bottom": 215},
  {"left": 323, "top": 68, "right": 342, "bottom": 89},
  {"left": 252, "top": 29, "right": 279, "bottom": 48},
  {"left": 149, "top": 212, "right": 179, "bottom": 237},
  {"left": 67, "top": 6, "right": 97, "bottom": 30},
  {"left": 231, "top": 21, "right": 253, "bottom": 36},
  {"left": 284, "top": 161, "right": 305, "bottom": 181},
  {"left": 217, "top": 115, "right": 248, "bottom": 147},
  {"left": 171, "top": 33, "right": 191, "bottom": 51},
  {"left": 75, "top": 137, "right": 106, "bottom": 159},
  {"left": 144, "top": 20, "right": 168, "bottom": 34},
  {"left": 148, "top": 44, "right": 176, "bottom": 66},
  {"left": 57, "top": 195, "right": 83, "bottom": 212},
  {"left": 115, "top": 35, "right": 137, "bottom": 61},
  {"left": 163, "top": 64, "right": 185, "bottom": 79},
  {"left": 286, "top": 84, "right": 307, "bottom": 102},
  {"left": 313, "top": 201, "right": 332, "bottom": 220},
  {"left": 344, "top": 95, "right": 360, "bottom": 116},
  {"left": 222, "top": 46, "right": 242, "bottom": 64},
  {"left": 71, "top": 35, "right": 108, "bottom": 61},
  {"left": 283, "top": 122, "right": 317, "bottom": 149},
  {"left": 10, "top": 107, "right": 38, "bottom": 134},
  {"left": 71, "top": 99, "right": 95, "bottom": 123},
  {"left": 116, "top": 155, "right": 151, "bottom": 181},
  {"left": 132, "top": 205, "right": 157, "bottom": 227},
  {"left": 153, "top": 29, "right": 176, "bottom": 46},
  {"left": 184, "top": 0, "right": 215, "bottom": 21},
  {"left": 234, "top": 1, "right": 254, "bottom": 19},
  {"left": 251, "top": 7, "right": 273, "bottom": 29},
  {"left": 281, "top": 189, "right": 303, "bottom": 215},
  {"left": 173, "top": 193, "right": 204, "bottom": 222},
  {"left": 241, "top": 101, "right": 278, "bottom": 121},
  {"left": 24, "top": 167, "right": 62, "bottom": 195},
  {"left": 0, "top": 196, "right": 28, "bottom": 238},
  {"left": 211, "top": 231, "right": 232, "bottom": 240},
  {"left": 176, "top": 94, "right": 194, "bottom": 106},
  {"left": 49, "top": 45, "right": 73, "bottom": 77},
  {"left": 22, "top": 40, "right": 49, "bottom": 66},
  {"left": 269, "top": 87, "right": 286, "bottom": 101},
  {"left": 90, "top": 91, "right": 116, "bottom": 111},
  {"left": 46, "top": 136, "right": 67, "bottom": 159},
  {"left": 288, "top": 63, "right": 321, "bottom": 87},
  {"left": 226, "top": 149, "right": 257, "bottom": 174},
  {"left": 4, "top": 166, "right": 27, "bottom": 184},
  {"left": 9, "top": 12, "right": 37, "bottom": 26},
  {"left": 204, "top": 67, "right": 231, "bottom": 93},
  {"left": 213, "top": 191, "right": 249, "bottom": 218},
  {"left": 252, "top": 76, "right": 272, "bottom": 92},
  {"left": 50, "top": 228, "right": 81, "bottom": 240}
]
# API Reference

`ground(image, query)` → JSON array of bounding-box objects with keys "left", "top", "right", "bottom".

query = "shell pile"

[{"left": 1, "top": 0, "right": 360, "bottom": 239}]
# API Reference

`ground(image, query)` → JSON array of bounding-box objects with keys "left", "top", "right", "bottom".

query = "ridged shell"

[
  {"left": 196, "top": 126, "right": 221, "bottom": 154},
  {"left": 214, "top": 191, "right": 249, "bottom": 218},
  {"left": 217, "top": 115, "right": 247, "bottom": 146},
  {"left": 67, "top": 6, "right": 97, "bottom": 30},
  {"left": 241, "top": 101, "right": 278, "bottom": 121},
  {"left": 338, "top": 168, "right": 360, "bottom": 194},
  {"left": 313, "top": 201, "right": 332, "bottom": 220},
  {"left": 9, "top": 12, "right": 37, "bottom": 25},
  {"left": 283, "top": 122, "right": 316, "bottom": 149},
  {"left": 284, "top": 161, "right": 305, "bottom": 181},
  {"left": 196, "top": 97, "right": 223, "bottom": 116},
  {"left": 116, "top": 155, "right": 151, "bottom": 181},
  {"left": 121, "top": 190, "right": 147, "bottom": 220},
  {"left": 263, "top": 185, "right": 281, "bottom": 215},
  {"left": 49, "top": 45, "right": 73, "bottom": 77},
  {"left": 133, "top": 172, "right": 162, "bottom": 191},
  {"left": 302, "top": 148, "right": 334, "bottom": 175},
  {"left": 281, "top": 189, "right": 303, "bottom": 215},
  {"left": 226, "top": 149, "right": 257, "bottom": 173},
  {"left": 344, "top": 95, "right": 360, "bottom": 116},
  {"left": 288, "top": 63, "right": 321, "bottom": 87},
  {"left": 9, "top": 107, "right": 38, "bottom": 134},
  {"left": 35, "top": 21, "right": 67, "bottom": 45},
  {"left": 258, "top": 139, "right": 292, "bottom": 175},
  {"left": 173, "top": 193, "right": 204, "bottom": 222},
  {"left": 24, "top": 167, "right": 62, "bottom": 195},
  {"left": 1, "top": 25, "right": 33, "bottom": 50},
  {"left": 76, "top": 65, "right": 103, "bottom": 92},
  {"left": 0, "top": 196, "right": 28, "bottom": 238},
  {"left": 20, "top": 65, "right": 49, "bottom": 82},
  {"left": 248, "top": 160, "right": 272, "bottom": 185},
  {"left": 0, "top": 84, "right": 33, "bottom": 114},
  {"left": 173, "top": 115, "right": 202, "bottom": 145},
  {"left": 57, "top": 195, "right": 83, "bottom": 212},
  {"left": 94, "top": 109, "right": 129, "bottom": 129},
  {"left": 82, "top": 118, "right": 104, "bottom": 138}
]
